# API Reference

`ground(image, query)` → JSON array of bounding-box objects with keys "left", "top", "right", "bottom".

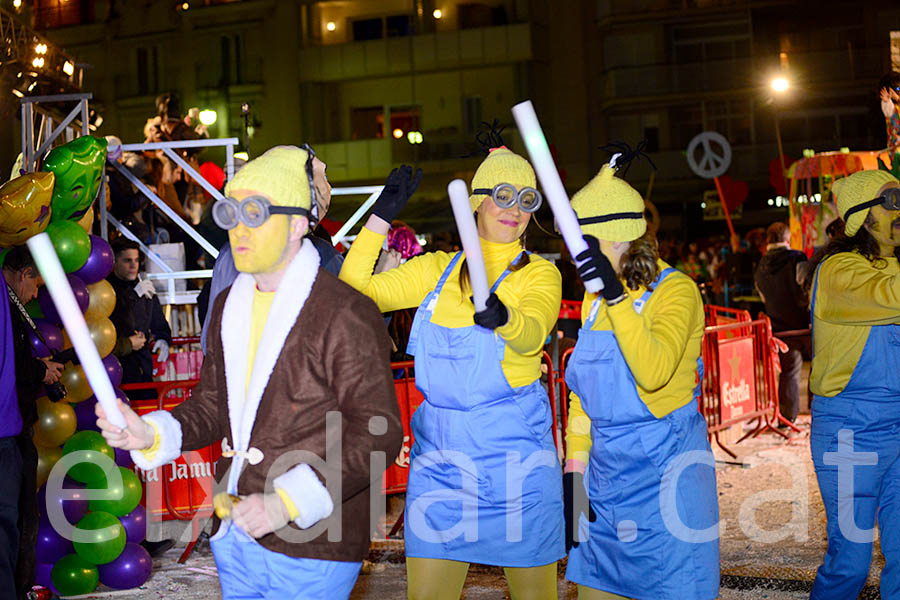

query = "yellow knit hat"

[
  {"left": 832, "top": 169, "right": 899, "bottom": 236},
  {"left": 469, "top": 147, "right": 536, "bottom": 212},
  {"left": 224, "top": 145, "right": 311, "bottom": 210},
  {"left": 571, "top": 165, "right": 646, "bottom": 242}
]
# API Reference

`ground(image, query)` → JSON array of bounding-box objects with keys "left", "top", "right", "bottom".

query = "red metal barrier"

[
  {"left": 382, "top": 361, "right": 425, "bottom": 495},
  {"left": 557, "top": 346, "right": 574, "bottom": 457},
  {"left": 700, "top": 317, "right": 786, "bottom": 457},
  {"left": 542, "top": 351, "right": 560, "bottom": 453},
  {"left": 559, "top": 300, "right": 582, "bottom": 321}
]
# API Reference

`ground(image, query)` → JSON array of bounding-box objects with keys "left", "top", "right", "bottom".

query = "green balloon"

[
  {"left": 42, "top": 135, "right": 108, "bottom": 222},
  {"left": 25, "top": 298, "right": 45, "bottom": 320},
  {"left": 51, "top": 553, "right": 99, "bottom": 596},
  {"left": 62, "top": 430, "right": 116, "bottom": 484},
  {"left": 88, "top": 466, "right": 143, "bottom": 516},
  {"left": 46, "top": 219, "right": 90, "bottom": 273},
  {"left": 73, "top": 511, "right": 126, "bottom": 565}
]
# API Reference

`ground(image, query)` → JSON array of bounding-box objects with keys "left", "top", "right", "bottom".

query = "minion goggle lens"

[
  {"left": 212, "top": 195, "right": 310, "bottom": 230},
  {"left": 474, "top": 183, "right": 543, "bottom": 213}
]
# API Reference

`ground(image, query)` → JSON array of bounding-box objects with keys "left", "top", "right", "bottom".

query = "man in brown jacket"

[{"left": 97, "top": 146, "right": 403, "bottom": 599}]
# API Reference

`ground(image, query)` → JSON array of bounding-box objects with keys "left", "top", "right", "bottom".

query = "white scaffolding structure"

[{"left": 19, "top": 94, "right": 385, "bottom": 306}]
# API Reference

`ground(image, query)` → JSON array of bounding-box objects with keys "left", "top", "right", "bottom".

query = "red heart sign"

[{"left": 717, "top": 175, "right": 748, "bottom": 212}]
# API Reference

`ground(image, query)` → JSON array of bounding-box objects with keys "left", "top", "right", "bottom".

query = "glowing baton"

[
  {"left": 511, "top": 100, "right": 603, "bottom": 293},
  {"left": 26, "top": 233, "right": 126, "bottom": 428},
  {"left": 448, "top": 179, "right": 490, "bottom": 312}
]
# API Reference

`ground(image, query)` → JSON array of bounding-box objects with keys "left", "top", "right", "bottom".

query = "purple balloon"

[
  {"left": 114, "top": 447, "right": 133, "bottom": 469},
  {"left": 35, "top": 516, "right": 74, "bottom": 564},
  {"left": 72, "top": 397, "right": 100, "bottom": 433},
  {"left": 29, "top": 330, "right": 51, "bottom": 359},
  {"left": 38, "top": 274, "right": 88, "bottom": 320},
  {"left": 36, "top": 319, "right": 64, "bottom": 353},
  {"left": 116, "top": 388, "right": 130, "bottom": 404},
  {"left": 103, "top": 354, "right": 123, "bottom": 388},
  {"left": 38, "top": 481, "right": 89, "bottom": 525},
  {"left": 73, "top": 235, "right": 115, "bottom": 284},
  {"left": 119, "top": 504, "right": 146, "bottom": 543},
  {"left": 97, "top": 542, "right": 152, "bottom": 590},
  {"left": 35, "top": 562, "right": 59, "bottom": 594}
]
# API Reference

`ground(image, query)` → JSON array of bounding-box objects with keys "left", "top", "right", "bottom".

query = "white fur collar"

[{"left": 219, "top": 239, "right": 320, "bottom": 489}]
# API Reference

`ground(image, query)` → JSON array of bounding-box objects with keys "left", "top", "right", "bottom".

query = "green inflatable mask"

[{"left": 42, "top": 136, "right": 108, "bottom": 222}]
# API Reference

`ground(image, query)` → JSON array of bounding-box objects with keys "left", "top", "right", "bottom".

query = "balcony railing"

[
  {"left": 603, "top": 47, "right": 884, "bottom": 99},
  {"left": 299, "top": 22, "right": 531, "bottom": 82}
]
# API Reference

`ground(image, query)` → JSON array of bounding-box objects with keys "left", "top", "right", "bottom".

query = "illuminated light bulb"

[
  {"left": 198, "top": 109, "right": 217, "bottom": 126},
  {"left": 326, "top": 21, "right": 336, "bottom": 32},
  {"left": 392, "top": 128, "right": 404, "bottom": 139},
  {"left": 62, "top": 61, "right": 74, "bottom": 76},
  {"left": 771, "top": 77, "right": 789, "bottom": 93},
  {"left": 433, "top": 9, "right": 442, "bottom": 19}
]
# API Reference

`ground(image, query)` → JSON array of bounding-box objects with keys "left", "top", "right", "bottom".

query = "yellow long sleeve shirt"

[
  {"left": 339, "top": 227, "right": 561, "bottom": 388},
  {"left": 810, "top": 252, "right": 900, "bottom": 398},
  {"left": 565, "top": 261, "right": 704, "bottom": 469}
]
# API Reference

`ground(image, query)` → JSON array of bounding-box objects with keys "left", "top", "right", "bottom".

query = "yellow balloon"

[
  {"left": 0, "top": 172, "right": 55, "bottom": 246},
  {"left": 60, "top": 362, "right": 93, "bottom": 403},
  {"left": 33, "top": 397, "right": 77, "bottom": 447},
  {"left": 84, "top": 280, "right": 116, "bottom": 321},
  {"left": 63, "top": 317, "right": 117, "bottom": 358},
  {"left": 77, "top": 205, "right": 95, "bottom": 233},
  {"left": 36, "top": 443, "right": 62, "bottom": 488},
  {"left": 88, "top": 316, "right": 116, "bottom": 358}
]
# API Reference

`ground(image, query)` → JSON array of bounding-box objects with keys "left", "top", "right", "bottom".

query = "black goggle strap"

[
  {"left": 301, "top": 143, "right": 318, "bottom": 224},
  {"left": 843, "top": 197, "right": 889, "bottom": 221},
  {"left": 268, "top": 206, "right": 311, "bottom": 218},
  {"left": 577, "top": 212, "right": 644, "bottom": 225}
]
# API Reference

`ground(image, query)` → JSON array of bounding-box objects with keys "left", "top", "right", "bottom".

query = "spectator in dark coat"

[
  {"left": 754, "top": 222, "right": 811, "bottom": 422},
  {"left": 107, "top": 238, "right": 171, "bottom": 398}
]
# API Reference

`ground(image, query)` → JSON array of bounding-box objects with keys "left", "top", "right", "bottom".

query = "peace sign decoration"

[
  {"left": 686, "top": 131, "right": 736, "bottom": 236},
  {"left": 686, "top": 132, "right": 732, "bottom": 179}
]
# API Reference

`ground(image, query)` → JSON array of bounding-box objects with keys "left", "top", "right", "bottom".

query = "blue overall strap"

[
  {"left": 633, "top": 267, "right": 677, "bottom": 314},
  {"left": 490, "top": 250, "right": 527, "bottom": 294},
  {"left": 406, "top": 251, "right": 464, "bottom": 356},
  {"left": 484, "top": 250, "right": 527, "bottom": 360}
]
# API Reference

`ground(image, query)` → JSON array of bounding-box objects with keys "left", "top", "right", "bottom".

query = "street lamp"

[
  {"left": 771, "top": 75, "right": 791, "bottom": 203},
  {"left": 198, "top": 109, "right": 217, "bottom": 126}
]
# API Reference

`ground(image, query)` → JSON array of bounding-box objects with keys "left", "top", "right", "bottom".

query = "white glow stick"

[
  {"left": 511, "top": 100, "right": 603, "bottom": 293},
  {"left": 448, "top": 179, "right": 490, "bottom": 312},
  {"left": 27, "top": 234, "right": 126, "bottom": 428}
]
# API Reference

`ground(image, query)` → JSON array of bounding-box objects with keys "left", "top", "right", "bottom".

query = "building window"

[
  {"left": 137, "top": 46, "right": 160, "bottom": 96},
  {"left": 351, "top": 14, "right": 412, "bottom": 42},
  {"left": 671, "top": 20, "right": 750, "bottom": 64},
  {"left": 220, "top": 35, "right": 243, "bottom": 87},
  {"left": 351, "top": 106, "right": 384, "bottom": 140},
  {"left": 463, "top": 97, "right": 482, "bottom": 136},
  {"left": 458, "top": 3, "right": 508, "bottom": 29},
  {"left": 33, "top": 0, "right": 93, "bottom": 28},
  {"left": 390, "top": 106, "right": 421, "bottom": 140},
  {"left": 670, "top": 100, "right": 752, "bottom": 149},
  {"left": 352, "top": 18, "right": 383, "bottom": 42}
]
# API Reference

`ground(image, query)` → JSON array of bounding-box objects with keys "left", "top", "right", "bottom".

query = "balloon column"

[{"left": 1, "top": 137, "right": 154, "bottom": 594}]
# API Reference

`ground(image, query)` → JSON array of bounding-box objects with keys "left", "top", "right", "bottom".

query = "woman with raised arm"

[{"left": 340, "top": 146, "right": 563, "bottom": 600}]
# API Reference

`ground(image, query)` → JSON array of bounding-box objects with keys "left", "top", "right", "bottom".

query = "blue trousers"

[
  {"left": 0, "top": 437, "right": 22, "bottom": 600},
  {"left": 210, "top": 524, "right": 362, "bottom": 600},
  {"left": 810, "top": 400, "right": 900, "bottom": 599}
]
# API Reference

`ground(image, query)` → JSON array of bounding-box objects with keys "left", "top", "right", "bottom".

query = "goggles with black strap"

[
  {"left": 473, "top": 183, "right": 543, "bottom": 213},
  {"left": 212, "top": 195, "right": 310, "bottom": 230},
  {"left": 843, "top": 187, "right": 900, "bottom": 222}
]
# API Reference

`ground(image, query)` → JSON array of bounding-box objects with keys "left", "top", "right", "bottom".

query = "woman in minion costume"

[
  {"left": 564, "top": 161, "right": 719, "bottom": 600},
  {"left": 807, "top": 169, "right": 900, "bottom": 600},
  {"left": 340, "top": 148, "right": 564, "bottom": 599}
]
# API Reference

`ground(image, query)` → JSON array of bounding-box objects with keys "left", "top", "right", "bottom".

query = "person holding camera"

[{"left": 3, "top": 245, "right": 63, "bottom": 599}]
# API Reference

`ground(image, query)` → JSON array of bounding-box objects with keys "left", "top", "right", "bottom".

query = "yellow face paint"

[
  {"left": 866, "top": 183, "right": 900, "bottom": 256},
  {"left": 227, "top": 190, "right": 292, "bottom": 274}
]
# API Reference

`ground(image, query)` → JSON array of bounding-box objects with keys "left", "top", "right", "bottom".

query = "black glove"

[
  {"left": 575, "top": 234, "right": 624, "bottom": 302},
  {"left": 372, "top": 164, "right": 423, "bottom": 224},
  {"left": 563, "top": 471, "right": 596, "bottom": 553},
  {"left": 472, "top": 293, "right": 508, "bottom": 330}
]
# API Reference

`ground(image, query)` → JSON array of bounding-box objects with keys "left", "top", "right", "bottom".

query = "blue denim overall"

[
  {"left": 565, "top": 268, "right": 719, "bottom": 599},
  {"left": 404, "top": 251, "right": 564, "bottom": 567},
  {"left": 810, "top": 260, "right": 900, "bottom": 600}
]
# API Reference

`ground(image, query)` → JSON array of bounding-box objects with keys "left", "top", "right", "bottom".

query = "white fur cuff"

[
  {"left": 130, "top": 410, "right": 184, "bottom": 471},
  {"left": 273, "top": 463, "right": 334, "bottom": 529}
]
